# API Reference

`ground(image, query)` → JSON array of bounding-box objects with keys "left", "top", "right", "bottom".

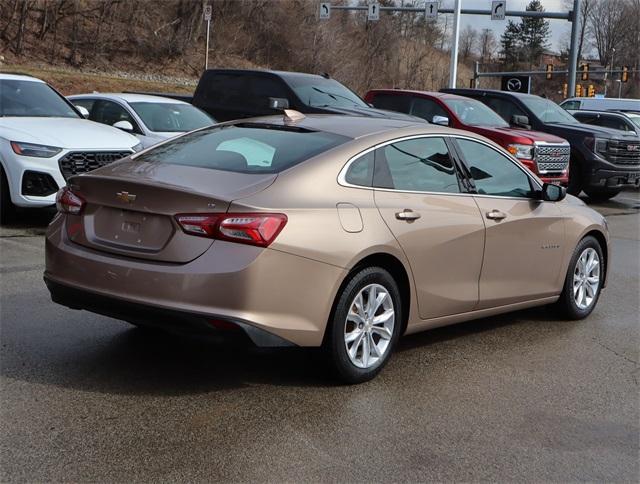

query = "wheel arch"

[
  {"left": 583, "top": 228, "right": 609, "bottom": 288},
  {"left": 323, "top": 251, "right": 413, "bottom": 345}
]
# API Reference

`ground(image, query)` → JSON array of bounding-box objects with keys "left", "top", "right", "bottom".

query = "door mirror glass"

[
  {"left": 75, "top": 105, "right": 90, "bottom": 118},
  {"left": 541, "top": 182, "right": 566, "bottom": 202},
  {"left": 268, "top": 97, "right": 289, "bottom": 110},
  {"left": 511, "top": 114, "right": 531, "bottom": 129},
  {"left": 113, "top": 120, "right": 134, "bottom": 132},
  {"left": 432, "top": 115, "right": 449, "bottom": 126}
]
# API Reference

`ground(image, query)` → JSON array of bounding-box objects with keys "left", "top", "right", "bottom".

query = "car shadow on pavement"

[
  {"left": 0, "top": 207, "right": 56, "bottom": 236},
  {"left": 1, "top": 292, "right": 575, "bottom": 396}
]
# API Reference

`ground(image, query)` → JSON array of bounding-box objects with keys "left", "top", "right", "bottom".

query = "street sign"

[
  {"left": 319, "top": 2, "right": 331, "bottom": 20},
  {"left": 368, "top": 1, "right": 380, "bottom": 21},
  {"left": 501, "top": 75, "right": 530, "bottom": 94},
  {"left": 203, "top": 4, "right": 212, "bottom": 22},
  {"left": 491, "top": 1, "right": 506, "bottom": 20},
  {"left": 425, "top": 1, "right": 439, "bottom": 18}
]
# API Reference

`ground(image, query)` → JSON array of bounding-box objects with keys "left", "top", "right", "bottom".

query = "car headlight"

[
  {"left": 506, "top": 143, "right": 534, "bottom": 160},
  {"left": 131, "top": 142, "right": 143, "bottom": 153},
  {"left": 10, "top": 141, "right": 62, "bottom": 158},
  {"left": 584, "top": 137, "right": 608, "bottom": 155}
]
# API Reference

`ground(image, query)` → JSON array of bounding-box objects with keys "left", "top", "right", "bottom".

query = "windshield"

[
  {"left": 0, "top": 79, "right": 78, "bottom": 118},
  {"left": 129, "top": 102, "right": 214, "bottom": 133},
  {"left": 520, "top": 97, "right": 578, "bottom": 124},
  {"left": 134, "top": 123, "right": 350, "bottom": 174},
  {"left": 285, "top": 77, "right": 368, "bottom": 109},
  {"left": 443, "top": 98, "right": 509, "bottom": 127}
]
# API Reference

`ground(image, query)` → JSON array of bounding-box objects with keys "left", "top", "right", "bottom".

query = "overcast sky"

[{"left": 441, "top": 0, "right": 570, "bottom": 52}]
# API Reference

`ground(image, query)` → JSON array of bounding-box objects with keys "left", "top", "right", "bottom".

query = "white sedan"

[{"left": 68, "top": 93, "right": 216, "bottom": 148}]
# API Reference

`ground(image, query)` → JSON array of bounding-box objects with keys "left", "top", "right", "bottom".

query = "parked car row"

[{"left": 2, "top": 68, "right": 639, "bottom": 225}]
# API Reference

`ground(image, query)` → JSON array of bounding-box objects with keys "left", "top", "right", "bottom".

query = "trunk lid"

[{"left": 65, "top": 159, "right": 276, "bottom": 263}]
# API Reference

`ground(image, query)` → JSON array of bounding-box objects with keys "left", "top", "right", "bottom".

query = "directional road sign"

[{"left": 491, "top": 1, "right": 506, "bottom": 20}]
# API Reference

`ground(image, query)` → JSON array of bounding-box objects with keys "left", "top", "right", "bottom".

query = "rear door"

[
  {"left": 451, "top": 136, "right": 565, "bottom": 308},
  {"left": 373, "top": 136, "right": 485, "bottom": 319}
]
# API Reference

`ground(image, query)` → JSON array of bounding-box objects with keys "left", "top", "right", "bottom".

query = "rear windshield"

[
  {"left": 129, "top": 102, "right": 214, "bottom": 132},
  {"left": 134, "top": 123, "right": 350, "bottom": 173}
]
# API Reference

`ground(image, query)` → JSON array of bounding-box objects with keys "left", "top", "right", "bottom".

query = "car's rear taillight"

[
  {"left": 55, "top": 187, "right": 85, "bottom": 215},
  {"left": 175, "top": 213, "right": 287, "bottom": 247}
]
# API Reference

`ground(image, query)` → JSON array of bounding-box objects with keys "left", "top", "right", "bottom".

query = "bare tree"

[
  {"left": 479, "top": 28, "right": 497, "bottom": 63},
  {"left": 459, "top": 25, "right": 477, "bottom": 61}
]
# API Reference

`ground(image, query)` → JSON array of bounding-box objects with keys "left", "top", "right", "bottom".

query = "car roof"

[
  {"left": 0, "top": 72, "right": 45, "bottom": 83},
  {"left": 564, "top": 97, "right": 639, "bottom": 102},
  {"left": 572, "top": 110, "right": 633, "bottom": 118},
  {"left": 367, "top": 89, "right": 464, "bottom": 100},
  {"left": 233, "top": 113, "right": 452, "bottom": 139},
  {"left": 204, "top": 68, "right": 329, "bottom": 81},
  {"left": 442, "top": 88, "right": 540, "bottom": 100},
  {"left": 68, "top": 92, "right": 189, "bottom": 104}
]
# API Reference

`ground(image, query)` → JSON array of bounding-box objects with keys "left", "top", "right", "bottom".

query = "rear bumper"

[
  {"left": 44, "top": 277, "right": 293, "bottom": 347},
  {"left": 44, "top": 215, "right": 346, "bottom": 347}
]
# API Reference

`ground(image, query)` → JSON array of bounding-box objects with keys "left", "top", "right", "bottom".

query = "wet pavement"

[{"left": 1, "top": 192, "right": 638, "bottom": 481}]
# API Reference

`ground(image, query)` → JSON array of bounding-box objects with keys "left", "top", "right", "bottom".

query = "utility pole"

[
  {"left": 567, "top": 0, "right": 581, "bottom": 98},
  {"left": 449, "top": 0, "right": 462, "bottom": 88}
]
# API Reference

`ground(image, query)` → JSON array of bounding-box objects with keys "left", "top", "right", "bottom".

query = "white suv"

[{"left": 0, "top": 73, "right": 142, "bottom": 224}]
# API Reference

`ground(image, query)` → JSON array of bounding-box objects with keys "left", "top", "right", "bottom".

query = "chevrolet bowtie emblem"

[{"left": 116, "top": 191, "right": 136, "bottom": 203}]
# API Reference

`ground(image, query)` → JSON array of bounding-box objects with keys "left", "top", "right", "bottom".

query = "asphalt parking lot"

[{"left": 1, "top": 192, "right": 638, "bottom": 482}]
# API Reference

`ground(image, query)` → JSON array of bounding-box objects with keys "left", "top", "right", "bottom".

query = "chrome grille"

[
  {"left": 535, "top": 144, "right": 570, "bottom": 174},
  {"left": 604, "top": 140, "right": 640, "bottom": 165},
  {"left": 58, "top": 151, "right": 132, "bottom": 179}
]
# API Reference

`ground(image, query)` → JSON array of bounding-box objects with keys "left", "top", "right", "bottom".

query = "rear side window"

[
  {"left": 410, "top": 98, "right": 448, "bottom": 122},
  {"left": 482, "top": 97, "right": 526, "bottom": 123},
  {"left": 561, "top": 100, "right": 580, "bottom": 110},
  {"left": 374, "top": 137, "right": 460, "bottom": 193},
  {"left": 344, "top": 151, "right": 375, "bottom": 186},
  {"left": 368, "top": 93, "right": 412, "bottom": 114},
  {"left": 135, "top": 124, "right": 349, "bottom": 174}
]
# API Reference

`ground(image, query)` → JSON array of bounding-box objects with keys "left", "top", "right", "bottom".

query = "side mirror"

[
  {"left": 268, "top": 97, "right": 290, "bottom": 110},
  {"left": 432, "top": 115, "right": 450, "bottom": 126},
  {"left": 540, "top": 182, "right": 566, "bottom": 202},
  {"left": 511, "top": 114, "right": 531, "bottom": 129},
  {"left": 75, "top": 105, "right": 90, "bottom": 118},
  {"left": 113, "top": 120, "right": 134, "bottom": 132}
]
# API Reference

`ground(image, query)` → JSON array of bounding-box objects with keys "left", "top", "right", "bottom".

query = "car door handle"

[
  {"left": 395, "top": 210, "right": 421, "bottom": 221},
  {"left": 485, "top": 210, "right": 507, "bottom": 220}
]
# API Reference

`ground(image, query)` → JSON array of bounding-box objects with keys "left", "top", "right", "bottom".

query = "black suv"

[
  {"left": 192, "top": 69, "right": 419, "bottom": 123},
  {"left": 442, "top": 88, "right": 640, "bottom": 200}
]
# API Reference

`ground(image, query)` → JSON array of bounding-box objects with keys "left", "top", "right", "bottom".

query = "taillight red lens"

[
  {"left": 175, "top": 213, "right": 287, "bottom": 247},
  {"left": 55, "top": 187, "right": 85, "bottom": 215}
]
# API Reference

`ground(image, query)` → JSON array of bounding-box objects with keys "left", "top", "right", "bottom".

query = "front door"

[
  {"left": 453, "top": 137, "right": 565, "bottom": 309},
  {"left": 373, "top": 136, "right": 485, "bottom": 319}
]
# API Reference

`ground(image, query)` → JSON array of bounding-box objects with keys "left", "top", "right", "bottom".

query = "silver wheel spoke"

[
  {"left": 573, "top": 247, "right": 600, "bottom": 310},
  {"left": 343, "top": 283, "right": 395, "bottom": 369}
]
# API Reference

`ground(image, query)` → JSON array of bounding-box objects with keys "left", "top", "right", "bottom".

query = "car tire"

[
  {"left": 583, "top": 187, "right": 621, "bottom": 202},
  {"left": 566, "top": 159, "right": 583, "bottom": 196},
  {"left": 0, "top": 165, "right": 17, "bottom": 225},
  {"left": 324, "top": 266, "right": 402, "bottom": 384},
  {"left": 555, "top": 236, "right": 604, "bottom": 320}
]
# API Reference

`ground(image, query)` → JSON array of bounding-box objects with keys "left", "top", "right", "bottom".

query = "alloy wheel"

[
  {"left": 573, "top": 247, "right": 600, "bottom": 310},
  {"left": 344, "top": 283, "right": 395, "bottom": 369}
]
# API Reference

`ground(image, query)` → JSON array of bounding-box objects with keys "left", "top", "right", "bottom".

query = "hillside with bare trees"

[{"left": 0, "top": 0, "right": 477, "bottom": 95}]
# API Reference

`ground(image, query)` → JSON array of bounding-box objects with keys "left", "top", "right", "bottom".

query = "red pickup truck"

[{"left": 364, "top": 89, "right": 570, "bottom": 185}]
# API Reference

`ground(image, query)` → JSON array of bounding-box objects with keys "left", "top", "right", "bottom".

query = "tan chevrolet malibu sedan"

[{"left": 45, "top": 112, "right": 609, "bottom": 383}]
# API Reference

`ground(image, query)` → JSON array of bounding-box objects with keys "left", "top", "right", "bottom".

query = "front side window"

[
  {"left": 443, "top": 98, "right": 509, "bottom": 127},
  {"left": 135, "top": 123, "right": 350, "bottom": 174},
  {"left": 374, "top": 137, "right": 460, "bottom": 193},
  {"left": 130, "top": 102, "right": 214, "bottom": 133},
  {"left": 368, "top": 93, "right": 411, "bottom": 113},
  {"left": 483, "top": 97, "right": 527, "bottom": 123},
  {"left": 91, "top": 100, "right": 138, "bottom": 130},
  {"left": 0, "top": 80, "right": 78, "bottom": 118},
  {"left": 455, "top": 138, "right": 533, "bottom": 198}
]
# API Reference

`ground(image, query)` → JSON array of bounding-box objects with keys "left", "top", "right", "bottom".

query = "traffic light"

[
  {"left": 622, "top": 66, "right": 629, "bottom": 83},
  {"left": 581, "top": 64, "right": 589, "bottom": 81},
  {"left": 588, "top": 85, "right": 595, "bottom": 97},
  {"left": 576, "top": 84, "right": 583, "bottom": 97},
  {"left": 563, "top": 83, "right": 568, "bottom": 98},
  {"left": 546, "top": 64, "right": 553, "bottom": 80}
]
